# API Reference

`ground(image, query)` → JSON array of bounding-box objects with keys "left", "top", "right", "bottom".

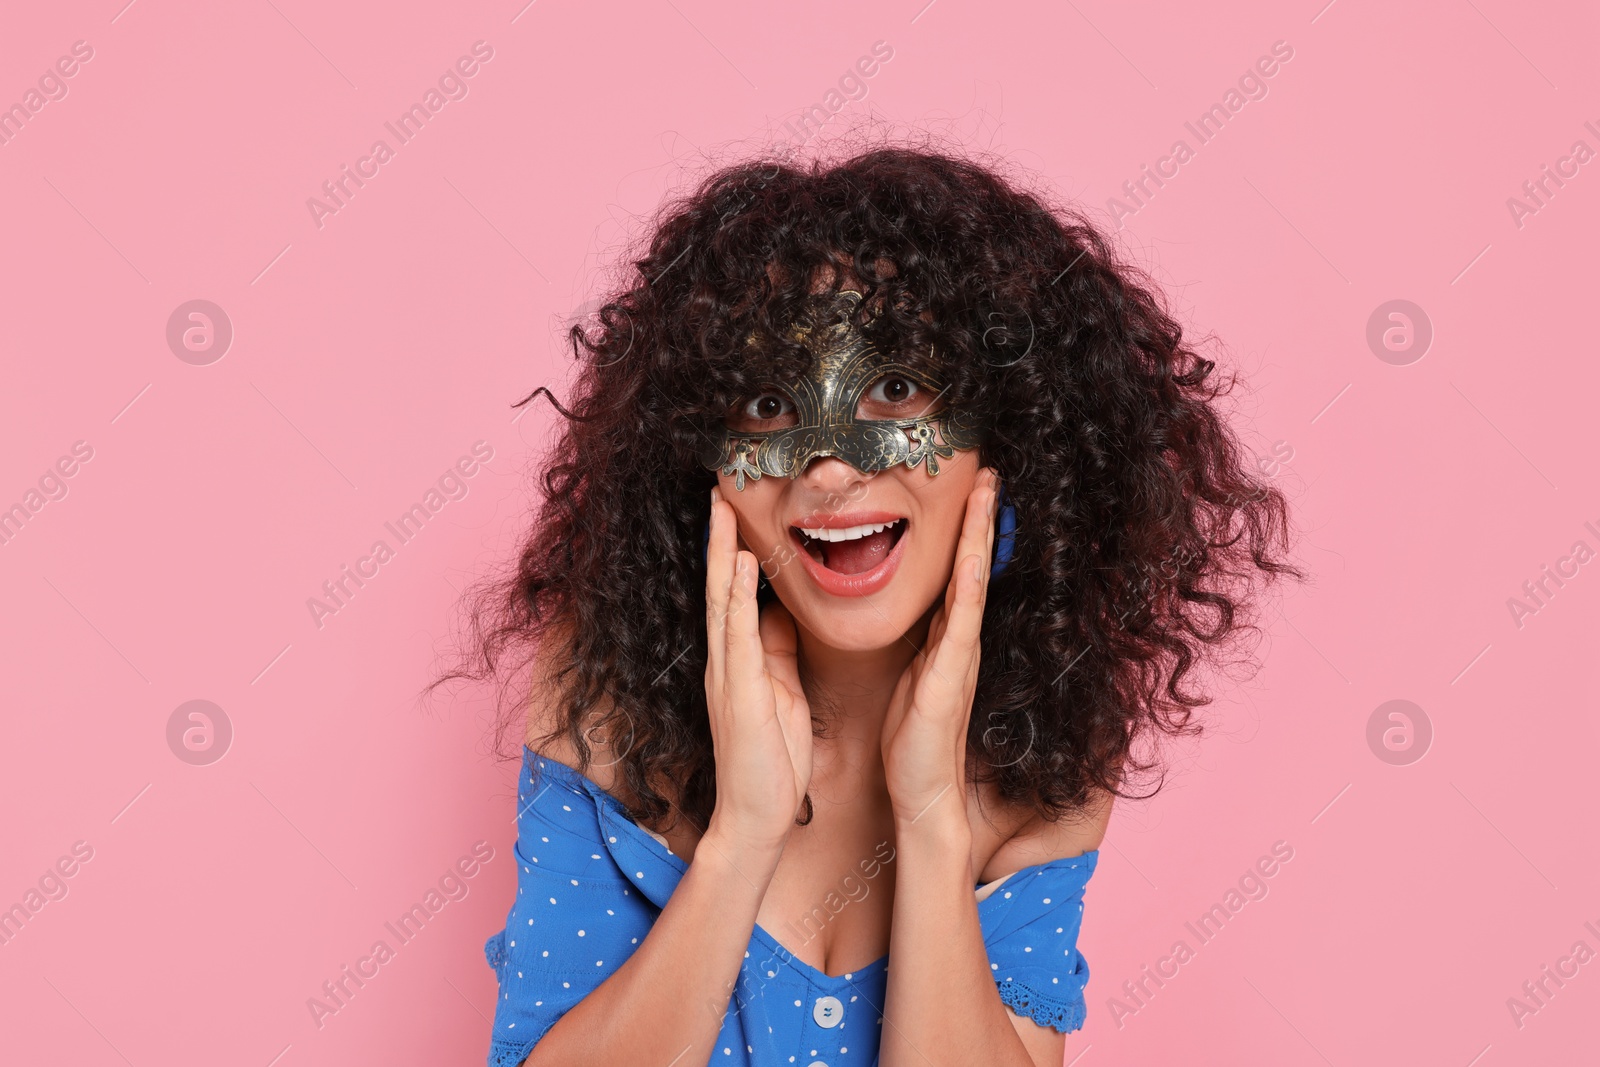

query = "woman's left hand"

[{"left": 881, "top": 466, "right": 999, "bottom": 827}]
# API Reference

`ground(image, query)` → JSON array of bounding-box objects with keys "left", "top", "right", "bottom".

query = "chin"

[{"left": 784, "top": 595, "right": 930, "bottom": 653}]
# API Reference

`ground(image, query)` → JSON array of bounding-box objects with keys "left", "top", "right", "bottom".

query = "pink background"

[{"left": 2, "top": 1, "right": 1596, "bottom": 1064}]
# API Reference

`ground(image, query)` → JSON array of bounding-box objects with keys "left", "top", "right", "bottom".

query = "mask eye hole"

[
  {"left": 857, "top": 374, "right": 939, "bottom": 420},
  {"left": 728, "top": 389, "right": 797, "bottom": 431}
]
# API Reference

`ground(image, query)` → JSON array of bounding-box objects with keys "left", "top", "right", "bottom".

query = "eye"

[
  {"left": 745, "top": 394, "right": 790, "bottom": 420},
  {"left": 729, "top": 390, "right": 796, "bottom": 430},
  {"left": 869, "top": 376, "right": 917, "bottom": 405},
  {"left": 858, "top": 374, "right": 935, "bottom": 419}
]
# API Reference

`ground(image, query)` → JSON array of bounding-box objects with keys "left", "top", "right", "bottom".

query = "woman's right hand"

[{"left": 702, "top": 486, "right": 814, "bottom": 858}]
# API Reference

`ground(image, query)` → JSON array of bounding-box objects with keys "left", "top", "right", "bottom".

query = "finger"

[
  {"left": 971, "top": 469, "right": 997, "bottom": 612},
  {"left": 982, "top": 468, "right": 998, "bottom": 568},
  {"left": 935, "top": 470, "right": 996, "bottom": 625},
  {"left": 965, "top": 468, "right": 997, "bottom": 579},
  {"left": 919, "top": 471, "right": 996, "bottom": 688},
  {"left": 923, "top": 554, "right": 987, "bottom": 707},
  {"left": 978, "top": 468, "right": 997, "bottom": 607},
  {"left": 725, "top": 551, "right": 766, "bottom": 708},
  {"left": 759, "top": 600, "right": 807, "bottom": 725},
  {"left": 946, "top": 553, "right": 988, "bottom": 649},
  {"left": 705, "top": 490, "right": 737, "bottom": 681}
]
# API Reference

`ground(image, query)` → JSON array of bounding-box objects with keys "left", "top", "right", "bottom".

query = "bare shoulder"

[
  {"left": 979, "top": 787, "right": 1114, "bottom": 884},
  {"left": 522, "top": 621, "right": 625, "bottom": 795}
]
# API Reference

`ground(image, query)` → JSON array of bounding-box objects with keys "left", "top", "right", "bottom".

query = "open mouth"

[{"left": 792, "top": 519, "right": 908, "bottom": 576}]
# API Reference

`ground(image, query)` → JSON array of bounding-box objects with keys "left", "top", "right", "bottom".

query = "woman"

[{"left": 445, "top": 145, "right": 1299, "bottom": 1067}]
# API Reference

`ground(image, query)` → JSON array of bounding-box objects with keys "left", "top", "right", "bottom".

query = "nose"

[{"left": 797, "top": 454, "right": 872, "bottom": 495}]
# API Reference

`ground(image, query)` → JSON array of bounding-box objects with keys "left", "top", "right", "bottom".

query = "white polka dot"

[
  {"left": 609, "top": 836, "right": 617, "bottom": 843},
  {"left": 578, "top": 930, "right": 586, "bottom": 936},
  {"left": 635, "top": 871, "right": 643, "bottom": 878},
  {"left": 1043, "top": 898, "right": 1052, "bottom": 904},
  {"left": 570, "top": 879, "right": 579, "bottom": 886},
  {"left": 1024, "top": 947, "right": 1032, "bottom": 952}
]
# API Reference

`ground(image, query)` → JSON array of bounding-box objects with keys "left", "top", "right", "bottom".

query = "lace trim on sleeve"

[
  {"left": 483, "top": 930, "right": 506, "bottom": 970},
  {"left": 995, "top": 978, "right": 1088, "bottom": 1033},
  {"left": 488, "top": 1036, "right": 537, "bottom": 1067}
]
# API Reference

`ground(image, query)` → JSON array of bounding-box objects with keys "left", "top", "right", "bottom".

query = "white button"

[
  {"left": 807, "top": 1062, "right": 829, "bottom": 1067},
  {"left": 812, "top": 995, "right": 844, "bottom": 1027}
]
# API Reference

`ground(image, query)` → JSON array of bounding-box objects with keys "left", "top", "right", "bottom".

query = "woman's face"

[{"left": 714, "top": 373, "right": 983, "bottom": 653}]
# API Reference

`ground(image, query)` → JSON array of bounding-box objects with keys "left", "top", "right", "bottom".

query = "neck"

[{"left": 794, "top": 609, "right": 934, "bottom": 757}]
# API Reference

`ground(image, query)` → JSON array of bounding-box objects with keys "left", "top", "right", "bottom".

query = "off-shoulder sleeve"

[
  {"left": 979, "top": 851, "right": 1098, "bottom": 1034},
  {"left": 483, "top": 761, "right": 657, "bottom": 1067}
]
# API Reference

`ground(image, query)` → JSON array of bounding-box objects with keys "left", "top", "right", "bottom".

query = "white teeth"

[{"left": 797, "top": 520, "right": 901, "bottom": 542}]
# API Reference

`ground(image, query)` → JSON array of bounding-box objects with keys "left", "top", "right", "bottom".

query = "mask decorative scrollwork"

[{"left": 700, "top": 289, "right": 985, "bottom": 490}]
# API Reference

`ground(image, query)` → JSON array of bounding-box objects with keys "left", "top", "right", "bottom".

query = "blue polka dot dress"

[{"left": 484, "top": 747, "right": 1098, "bottom": 1067}]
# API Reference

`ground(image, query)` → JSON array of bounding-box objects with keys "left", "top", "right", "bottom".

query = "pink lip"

[
  {"left": 789, "top": 519, "right": 909, "bottom": 598},
  {"left": 788, "top": 510, "right": 906, "bottom": 530}
]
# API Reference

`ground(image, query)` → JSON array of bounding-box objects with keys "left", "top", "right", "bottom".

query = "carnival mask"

[{"left": 700, "top": 289, "right": 985, "bottom": 490}]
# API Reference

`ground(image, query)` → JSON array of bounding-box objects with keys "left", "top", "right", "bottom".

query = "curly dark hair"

[{"left": 430, "top": 141, "right": 1304, "bottom": 833}]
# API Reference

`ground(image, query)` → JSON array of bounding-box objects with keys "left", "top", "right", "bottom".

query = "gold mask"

[{"left": 700, "top": 289, "right": 985, "bottom": 490}]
